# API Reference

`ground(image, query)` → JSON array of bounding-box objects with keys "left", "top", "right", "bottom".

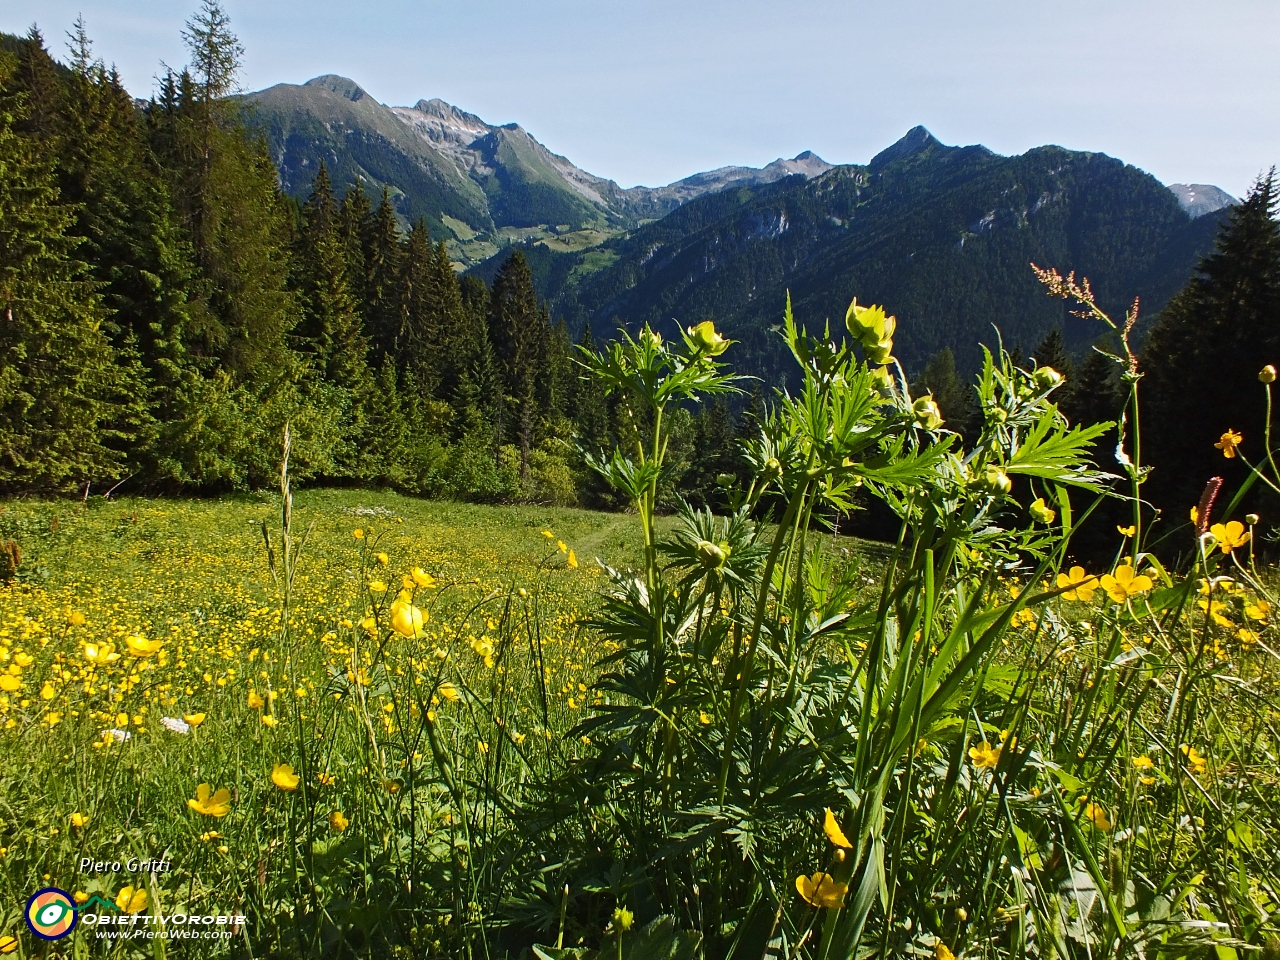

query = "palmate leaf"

[{"left": 1005, "top": 412, "right": 1115, "bottom": 489}]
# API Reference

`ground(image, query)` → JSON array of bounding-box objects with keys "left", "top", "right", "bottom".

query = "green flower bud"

[
  {"left": 612, "top": 907, "right": 633, "bottom": 932},
  {"left": 1033, "top": 366, "right": 1064, "bottom": 391},
  {"left": 1029, "top": 497, "right": 1056, "bottom": 524},
  {"left": 762, "top": 457, "right": 783, "bottom": 481},
  {"left": 687, "top": 320, "right": 730, "bottom": 356},
  {"left": 912, "top": 396, "right": 944, "bottom": 430},
  {"left": 869, "top": 365, "right": 894, "bottom": 396},
  {"left": 845, "top": 299, "right": 896, "bottom": 341},
  {"left": 640, "top": 327, "right": 662, "bottom": 349},
  {"left": 696, "top": 540, "right": 729, "bottom": 570},
  {"left": 1246, "top": 513, "right": 1260, "bottom": 525},
  {"left": 716, "top": 472, "right": 736, "bottom": 488},
  {"left": 1260, "top": 365, "right": 1277, "bottom": 384},
  {"left": 864, "top": 338, "right": 895, "bottom": 365},
  {"left": 982, "top": 465, "right": 1013, "bottom": 495}
]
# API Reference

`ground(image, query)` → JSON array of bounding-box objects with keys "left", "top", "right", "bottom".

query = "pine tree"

[
  {"left": 488, "top": 251, "right": 548, "bottom": 478},
  {"left": 0, "top": 52, "right": 143, "bottom": 490},
  {"left": 1142, "top": 173, "right": 1280, "bottom": 519},
  {"left": 1031, "top": 327, "right": 1075, "bottom": 383},
  {"left": 363, "top": 189, "right": 402, "bottom": 360}
]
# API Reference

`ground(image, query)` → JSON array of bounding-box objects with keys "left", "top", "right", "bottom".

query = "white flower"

[{"left": 160, "top": 717, "right": 191, "bottom": 734}]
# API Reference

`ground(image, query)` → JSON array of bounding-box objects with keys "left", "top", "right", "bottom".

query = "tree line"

[
  {"left": 2, "top": 3, "right": 1278, "bottom": 549},
  {"left": 0, "top": 8, "right": 745, "bottom": 507}
]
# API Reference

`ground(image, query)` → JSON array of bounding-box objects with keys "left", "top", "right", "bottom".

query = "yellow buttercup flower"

[
  {"left": 115, "top": 885, "right": 148, "bottom": 914},
  {"left": 1056, "top": 566, "right": 1098, "bottom": 602},
  {"left": 184, "top": 713, "right": 206, "bottom": 727},
  {"left": 67, "top": 610, "right": 86, "bottom": 627},
  {"left": 271, "top": 763, "right": 300, "bottom": 791},
  {"left": 368, "top": 580, "right": 388, "bottom": 593},
  {"left": 1132, "top": 756, "right": 1154, "bottom": 769},
  {"left": 0, "top": 935, "right": 18, "bottom": 954},
  {"left": 390, "top": 601, "right": 427, "bottom": 638},
  {"left": 699, "top": 711, "right": 712, "bottom": 724},
  {"left": 1099, "top": 564, "right": 1153, "bottom": 602},
  {"left": 1084, "top": 802, "right": 1112, "bottom": 831},
  {"left": 410, "top": 567, "right": 436, "bottom": 588},
  {"left": 0, "top": 676, "right": 18, "bottom": 692},
  {"left": 823, "top": 808, "right": 852, "bottom": 848},
  {"left": 83, "top": 641, "right": 120, "bottom": 664},
  {"left": 795, "top": 872, "right": 848, "bottom": 909},
  {"left": 557, "top": 540, "right": 567, "bottom": 554},
  {"left": 1117, "top": 525, "right": 1136, "bottom": 537},
  {"left": 968, "top": 741, "right": 1002, "bottom": 769},
  {"left": 70, "top": 811, "right": 90, "bottom": 828},
  {"left": 1245, "top": 598, "right": 1271, "bottom": 621},
  {"left": 567, "top": 549, "right": 578, "bottom": 569},
  {"left": 261, "top": 715, "right": 279, "bottom": 727},
  {"left": 439, "top": 681, "right": 461, "bottom": 702},
  {"left": 1181, "top": 744, "right": 1208, "bottom": 774},
  {"left": 1215, "top": 429, "right": 1242, "bottom": 458},
  {"left": 1209, "top": 520, "right": 1250, "bottom": 554},
  {"left": 936, "top": 945, "right": 957, "bottom": 960},
  {"left": 187, "top": 783, "right": 231, "bottom": 817},
  {"left": 329, "top": 810, "right": 349, "bottom": 831},
  {"left": 247, "top": 690, "right": 264, "bottom": 709},
  {"left": 1029, "top": 498, "right": 1056, "bottom": 524},
  {"left": 353, "top": 528, "right": 365, "bottom": 540},
  {"left": 541, "top": 530, "right": 554, "bottom": 539},
  {"left": 124, "top": 635, "right": 162, "bottom": 658}
]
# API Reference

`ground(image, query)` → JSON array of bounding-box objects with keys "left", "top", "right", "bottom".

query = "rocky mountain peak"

[
  {"left": 870, "top": 125, "right": 940, "bottom": 170},
  {"left": 303, "top": 74, "right": 368, "bottom": 103},
  {"left": 1168, "top": 183, "right": 1236, "bottom": 218}
]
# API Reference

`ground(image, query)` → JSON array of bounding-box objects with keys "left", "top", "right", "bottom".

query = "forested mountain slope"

[{"left": 482, "top": 127, "right": 1228, "bottom": 382}]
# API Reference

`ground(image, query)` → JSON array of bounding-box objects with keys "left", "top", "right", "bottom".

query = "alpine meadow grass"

[{"left": 0, "top": 283, "right": 1276, "bottom": 959}]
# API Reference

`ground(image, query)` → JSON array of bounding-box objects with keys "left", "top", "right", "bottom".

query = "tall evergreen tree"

[
  {"left": 0, "top": 52, "right": 144, "bottom": 490},
  {"left": 488, "top": 251, "right": 549, "bottom": 477},
  {"left": 1142, "top": 173, "right": 1280, "bottom": 521},
  {"left": 912, "top": 347, "right": 975, "bottom": 435},
  {"left": 1031, "top": 327, "right": 1075, "bottom": 383},
  {"left": 362, "top": 189, "right": 402, "bottom": 360}
]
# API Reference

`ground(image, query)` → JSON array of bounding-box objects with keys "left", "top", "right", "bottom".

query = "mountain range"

[
  {"left": 240, "top": 76, "right": 1239, "bottom": 378},
  {"left": 240, "top": 75, "right": 837, "bottom": 264}
]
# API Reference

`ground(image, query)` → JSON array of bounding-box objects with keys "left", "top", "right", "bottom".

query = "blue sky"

[{"left": 3, "top": 0, "right": 1277, "bottom": 196}]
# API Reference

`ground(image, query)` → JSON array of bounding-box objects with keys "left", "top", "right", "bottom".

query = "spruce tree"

[
  {"left": 363, "top": 189, "right": 402, "bottom": 359},
  {"left": 1142, "top": 173, "right": 1280, "bottom": 520},
  {"left": 488, "top": 251, "right": 548, "bottom": 478},
  {"left": 1031, "top": 327, "right": 1075, "bottom": 383},
  {"left": 0, "top": 52, "right": 142, "bottom": 490},
  {"left": 912, "top": 347, "right": 975, "bottom": 435}
]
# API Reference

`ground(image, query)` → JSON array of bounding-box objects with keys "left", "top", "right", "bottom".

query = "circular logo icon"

[{"left": 25, "top": 887, "right": 78, "bottom": 941}]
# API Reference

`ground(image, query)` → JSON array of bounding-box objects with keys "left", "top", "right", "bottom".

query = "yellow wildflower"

[
  {"left": 188, "top": 783, "right": 231, "bottom": 817},
  {"left": 368, "top": 580, "right": 387, "bottom": 593},
  {"left": 124, "top": 635, "right": 162, "bottom": 658},
  {"left": 1084, "top": 802, "right": 1112, "bottom": 831},
  {"left": 83, "top": 641, "right": 120, "bottom": 664},
  {"left": 410, "top": 567, "right": 436, "bottom": 588},
  {"left": 0, "top": 936, "right": 17, "bottom": 955},
  {"left": 969, "top": 741, "right": 1002, "bottom": 769},
  {"left": 1132, "top": 756, "right": 1154, "bottom": 769},
  {"left": 271, "top": 763, "right": 300, "bottom": 791},
  {"left": 1245, "top": 598, "right": 1271, "bottom": 621},
  {"left": 184, "top": 713, "right": 206, "bottom": 727},
  {"left": 687, "top": 319, "right": 730, "bottom": 355},
  {"left": 0, "top": 676, "right": 18, "bottom": 693},
  {"left": 115, "top": 885, "right": 148, "bottom": 914},
  {"left": 329, "top": 810, "right": 349, "bottom": 831},
  {"left": 1117, "top": 525, "right": 1136, "bottom": 537},
  {"left": 937, "top": 945, "right": 957, "bottom": 960},
  {"left": 1209, "top": 520, "right": 1250, "bottom": 554},
  {"left": 247, "top": 690, "right": 264, "bottom": 709},
  {"left": 823, "top": 808, "right": 853, "bottom": 848},
  {"left": 1181, "top": 744, "right": 1208, "bottom": 774},
  {"left": 1029, "top": 498, "right": 1056, "bottom": 524},
  {"left": 1099, "top": 564, "right": 1153, "bottom": 602},
  {"left": 70, "top": 811, "right": 90, "bottom": 828},
  {"left": 439, "top": 681, "right": 461, "bottom": 702},
  {"left": 390, "top": 600, "right": 427, "bottom": 638},
  {"left": 353, "top": 528, "right": 365, "bottom": 539},
  {"left": 1056, "top": 566, "right": 1098, "bottom": 602},
  {"left": 261, "top": 715, "right": 279, "bottom": 727},
  {"left": 795, "top": 872, "right": 848, "bottom": 909},
  {"left": 567, "top": 549, "right": 578, "bottom": 569},
  {"left": 1215, "top": 429, "right": 1242, "bottom": 458}
]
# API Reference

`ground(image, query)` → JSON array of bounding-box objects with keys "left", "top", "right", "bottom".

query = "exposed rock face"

[{"left": 1168, "top": 183, "right": 1236, "bottom": 218}]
